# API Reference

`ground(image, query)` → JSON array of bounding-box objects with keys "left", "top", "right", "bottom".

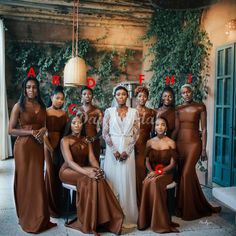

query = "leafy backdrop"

[
  {"left": 7, "top": 9, "right": 211, "bottom": 111},
  {"left": 145, "top": 9, "right": 211, "bottom": 106},
  {"left": 6, "top": 40, "right": 137, "bottom": 112}
]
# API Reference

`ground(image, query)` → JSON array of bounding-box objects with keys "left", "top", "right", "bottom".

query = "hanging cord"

[
  {"left": 75, "top": 0, "right": 79, "bottom": 57},
  {"left": 72, "top": 0, "right": 76, "bottom": 57}
]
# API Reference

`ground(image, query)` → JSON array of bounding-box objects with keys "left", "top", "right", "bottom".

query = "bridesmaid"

[
  {"left": 44, "top": 85, "right": 67, "bottom": 217},
  {"left": 77, "top": 86, "right": 103, "bottom": 162},
  {"left": 156, "top": 86, "right": 176, "bottom": 138},
  {"left": 59, "top": 112, "right": 124, "bottom": 235},
  {"left": 134, "top": 86, "right": 155, "bottom": 206},
  {"left": 8, "top": 77, "right": 56, "bottom": 233},
  {"left": 174, "top": 84, "right": 221, "bottom": 220},
  {"left": 138, "top": 117, "right": 179, "bottom": 233}
]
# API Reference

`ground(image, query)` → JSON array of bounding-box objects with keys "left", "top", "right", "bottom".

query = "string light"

[{"left": 225, "top": 19, "right": 236, "bottom": 35}]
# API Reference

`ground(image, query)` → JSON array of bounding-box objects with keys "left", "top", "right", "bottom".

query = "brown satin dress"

[
  {"left": 176, "top": 102, "right": 221, "bottom": 220},
  {"left": 13, "top": 103, "right": 56, "bottom": 233},
  {"left": 138, "top": 148, "right": 178, "bottom": 233},
  {"left": 45, "top": 112, "right": 67, "bottom": 217},
  {"left": 135, "top": 108, "right": 155, "bottom": 206},
  {"left": 156, "top": 107, "right": 175, "bottom": 137},
  {"left": 59, "top": 135, "right": 124, "bottom": 235},
  {"left": 78, "top": 106, "right": 102, "bottom": 162}
]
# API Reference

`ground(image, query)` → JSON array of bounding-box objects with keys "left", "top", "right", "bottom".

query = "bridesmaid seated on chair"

[
  {"left": 59, "top": 112, "right": 124, "bottom": 235},
  {"left": 138, "top": 117, "right": 179, "bottom": 234}
]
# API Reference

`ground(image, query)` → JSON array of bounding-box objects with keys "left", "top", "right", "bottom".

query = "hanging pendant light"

[{"left": 64, "top": 0, "right": 87, "bottom": 87}]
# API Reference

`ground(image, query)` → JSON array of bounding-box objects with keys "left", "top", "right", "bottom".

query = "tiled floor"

[{"left": 0, "top": 158, "right": 235, "bottom": 236}]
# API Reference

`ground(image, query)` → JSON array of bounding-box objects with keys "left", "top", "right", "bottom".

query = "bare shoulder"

[
  {"left": 165, "top": 137, "right": 176, "bottom": 148},
  {"left": 147, "top": 138, "right": 156, "bottom": 147},
  {"left": 146, "top": 139, "right": 152, "bottom": 147},
  {"left": 96, "top": 107, "right": 103, "bottom": 115},
  {"left": 10, "top": 103, "right": 21, "bottom": 115},
  {"left": 61, "top": 136, "right": 71, "bottom": 145},
  {"left": 199, "top": 102, "right": 206, "bottom": 112},
  {"left": 12, "top": 102, "right": 20, "bottom": 110}
]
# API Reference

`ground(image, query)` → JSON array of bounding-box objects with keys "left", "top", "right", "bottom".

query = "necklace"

[
  {"left": 52, "top": 105, "right": 60, "bottom": 110},
  {"left": 72, "top": 132, "right": 80, "bottom": 138}
]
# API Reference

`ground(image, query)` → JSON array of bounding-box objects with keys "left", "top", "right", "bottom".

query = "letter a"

[{"left": 27, "top": 67, "right": 36, "bottom": 78}]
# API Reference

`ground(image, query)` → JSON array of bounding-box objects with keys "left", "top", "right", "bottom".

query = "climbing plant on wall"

[
  {"left": 145, "top": 9, "right": 212, "bottom": 106},
  {"left": 6, "top": 40, "right": 136, "bottom": 112}
]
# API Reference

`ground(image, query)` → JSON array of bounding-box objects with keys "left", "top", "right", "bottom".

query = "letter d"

[{"left": 87, "top": 77, "right": 96, "bottom": 88}]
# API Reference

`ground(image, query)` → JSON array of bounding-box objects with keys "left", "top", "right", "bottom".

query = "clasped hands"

[
  {"left": 86, "top": 136, "right": 96, "bottom": 143},
  {"left": 146, "top": 170, "right": 162, "bottom": 179},
  {"left": 32, "top": 127, "right": 47, "bottom": 144},
  {"left": 113, "top": 151, "right": 128, "bottom": 162},
  {"left": 86, "top": 167, "right": 105, "bottom": 180}
]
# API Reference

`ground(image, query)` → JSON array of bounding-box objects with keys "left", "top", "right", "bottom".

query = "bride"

[{"left": 103, "top": 85, "right": 140, "bottom": 226}]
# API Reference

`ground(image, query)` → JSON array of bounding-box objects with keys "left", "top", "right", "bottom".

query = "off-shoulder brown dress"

[
  {"left": 176, "top": 102, "right": 221, "bottom": 220},
  {"left": 156, "top": 107, "right": 175, "bottom": 137},
  {"left": 13, "top": 104, "right": 56, "bottom": 233},
  {"left": 45, "top": 112, "right": 67, "bottom": 217},
  {"left": 59, "top": 135, "right": 124, "bottom": 235},
  {"left": 138, "top": 148, "right": 178, "bottom": 233},
  {"left": 135, "top": 108, "right": 155, "bottom": 206},
  {"left": 77, "top": 106, "right": 102, "bottom": 162}
]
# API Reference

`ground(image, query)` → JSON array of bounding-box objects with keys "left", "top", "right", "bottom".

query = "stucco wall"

[{"left": 202, "top": 0, "right": 236, "bottom": 184}]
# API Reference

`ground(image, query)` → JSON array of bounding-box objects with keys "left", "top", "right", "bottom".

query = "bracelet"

[{"left": 90, "top": 136, "right": 96, "bottom": 142}]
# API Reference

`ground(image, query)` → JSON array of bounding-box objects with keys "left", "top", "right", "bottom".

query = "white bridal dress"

[{"left": 103, "top": 107, "right": 140, "bottom": 226}]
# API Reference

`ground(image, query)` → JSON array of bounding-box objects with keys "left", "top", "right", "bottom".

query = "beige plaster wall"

[{"left": 202, "top": 0, "right": 236, "bottom": 184}]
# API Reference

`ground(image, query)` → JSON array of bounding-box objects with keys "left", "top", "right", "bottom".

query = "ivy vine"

[
  {"left": 145, "top": 9, "right": 212, "bottom": 106},
  {"left": 6, "top": 40, "right": 136, "bottom": 112}
]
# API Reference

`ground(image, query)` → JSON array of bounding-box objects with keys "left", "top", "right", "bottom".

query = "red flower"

[{"left": 155, "top": 164, "right": 164, "bottom": 175}]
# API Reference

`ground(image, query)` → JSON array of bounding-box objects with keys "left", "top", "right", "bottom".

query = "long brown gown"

[
  {"left": 78, "top": 106, "right": 102, "bottom": 162},
  {"left": 59, "top": 135, "right": 124, "bottom": 235},
  {"left": 156, "top": 107, "right": 175, "bottom": 137},
  {"left": 138, "top": 148, "right": 178, "bottom": 233},
  {"left": 135, "top": 108, "right": 155, "bottom": 206},
  {"left": 176, "top": 102, "right": 221, "bottom": 220},
  {"left": 45, "top": 112, "right": 67, "bottom": 217},
  {"left": 13, "top": 103, "right": 56, "bottom": 233}
]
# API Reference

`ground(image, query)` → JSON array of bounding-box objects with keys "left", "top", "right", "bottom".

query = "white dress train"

[{"left": 103, "top": 107, "right": 140, "bottom": 225}]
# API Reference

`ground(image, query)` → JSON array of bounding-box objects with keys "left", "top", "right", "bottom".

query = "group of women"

[{"left": 8, "top": 76, "right": 221, "bottom": 235}]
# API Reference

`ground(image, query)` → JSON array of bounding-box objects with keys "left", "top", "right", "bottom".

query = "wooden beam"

[
  {"left": 0, "top": 0, "right": 153, "bottom": 26},
  {"left": 0, "top": 5, "right": 151, "bottom": 27}
]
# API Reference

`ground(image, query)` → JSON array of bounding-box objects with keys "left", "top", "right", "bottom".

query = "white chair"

[
  {"left": 62, "top": 183, "right": 77, "bottom": 223},
  {"left": 166, "top": 181, "right": 177, "bottom": 220},
  {"left": 167, "top": 181, "right": 177, "bottom": 191}
]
